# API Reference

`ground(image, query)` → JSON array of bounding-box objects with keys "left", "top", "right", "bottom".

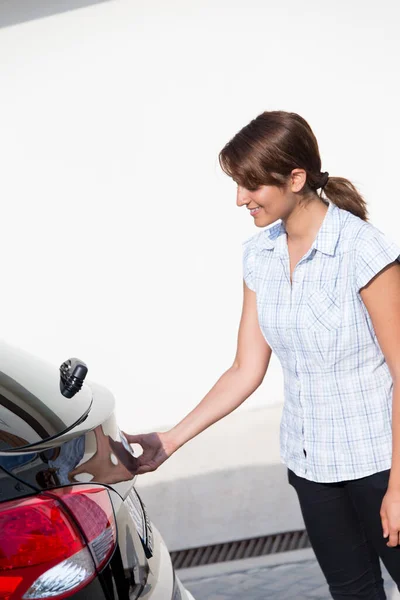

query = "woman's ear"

[{"left": 290, "top": 169, "right": 307, "bottom": 193}]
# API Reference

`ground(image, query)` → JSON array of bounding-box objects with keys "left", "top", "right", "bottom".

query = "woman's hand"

[
  {"left": 122, "top": 431, "right": 177, "bottom": 475},
  {"left": 380, "top": 488, "right": 400, "bottom": 547}
]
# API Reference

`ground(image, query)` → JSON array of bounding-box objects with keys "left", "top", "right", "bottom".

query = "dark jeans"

[{"left": 288, "top": 468, "right": 400, "bottom": 599}]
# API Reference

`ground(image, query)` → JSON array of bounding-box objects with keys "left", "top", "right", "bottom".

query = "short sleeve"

[
  {"left": 355, "top": 229, "right": 400, "bottom": 291},
  {"left": 242, "top": 236, "right": 256, "bottom": 291}
]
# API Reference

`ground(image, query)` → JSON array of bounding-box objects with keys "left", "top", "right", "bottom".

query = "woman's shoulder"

[
  {"left": 337, "top": 208, "right": 400, "bottom": 290},
  {"left": 338, "top": 207, "right": 396, "bottom": 252},
  {"left": 242, "top": 224, "right": 281, "bottom": 290}
]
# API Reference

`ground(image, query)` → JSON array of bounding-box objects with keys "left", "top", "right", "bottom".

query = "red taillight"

[
  {"left": 52, "top": 486, "right": 116, "bottom": 570},
  {"left": 0, "top": 496, "right": 84, "bottom": 571},
  {"left": 0, "top": 486, "right": 116, "bottom": 600}
]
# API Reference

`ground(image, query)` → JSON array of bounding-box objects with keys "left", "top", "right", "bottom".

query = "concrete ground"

[{"left": 179, "top": 549, "right": 400, "bottom": 600}]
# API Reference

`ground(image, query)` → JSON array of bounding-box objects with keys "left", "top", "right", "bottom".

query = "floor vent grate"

[{"left": 170, "top": 529, "right": 311, "bottom": 569}]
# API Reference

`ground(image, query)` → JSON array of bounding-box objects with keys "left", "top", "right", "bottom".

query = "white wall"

[{"left": 0, "top": 0, "right": 399, "bottom": 432}]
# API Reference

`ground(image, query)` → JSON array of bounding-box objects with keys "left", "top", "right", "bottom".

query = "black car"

[{"left": 0, "top": 340, "right": 195, "bottom": 600}]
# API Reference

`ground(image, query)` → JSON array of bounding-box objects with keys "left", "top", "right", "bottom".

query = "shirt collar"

[{"left": 255, "top": 201, "right": 341, "bottom": 257}]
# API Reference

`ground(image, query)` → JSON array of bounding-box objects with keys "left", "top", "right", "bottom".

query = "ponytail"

[{"left": 322, "top": 177, "right": 368, "bottom": 221}]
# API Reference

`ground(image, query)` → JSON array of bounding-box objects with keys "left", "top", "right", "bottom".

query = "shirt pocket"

[{"left": 306, "top": 287, "right": 341, "bottom": 332}]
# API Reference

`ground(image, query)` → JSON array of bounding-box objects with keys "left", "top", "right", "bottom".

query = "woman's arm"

[
  {"left": 124, "top": 282, "right": 272, "bottom": 474},
  {"left": 165, "top": 281, "right": 272, "bottom": 452},
  {"left": 360, "top": 260, "right": 400, "bottom": 546}
]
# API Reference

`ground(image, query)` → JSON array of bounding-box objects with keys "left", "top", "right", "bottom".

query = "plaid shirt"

[{"left": 244, "top": 201, "right": 400, "bottom": 482}]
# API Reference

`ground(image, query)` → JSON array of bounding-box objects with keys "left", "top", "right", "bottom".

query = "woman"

[{"left": 125, "top": 111, "right": 400, "bottom": 599}]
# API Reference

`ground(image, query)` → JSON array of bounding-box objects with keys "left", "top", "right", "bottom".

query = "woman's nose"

[{"left": 236, "top": 186, "right": 248, "bottom": 207}]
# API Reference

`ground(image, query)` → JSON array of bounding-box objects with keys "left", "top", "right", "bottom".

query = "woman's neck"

[{"left": 284, "top": 197, "right": 329, "bottom": 247}]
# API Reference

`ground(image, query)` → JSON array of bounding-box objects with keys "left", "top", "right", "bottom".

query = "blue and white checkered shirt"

[{"left": 244, "top": 201, "right": 400, "bottom": 482}]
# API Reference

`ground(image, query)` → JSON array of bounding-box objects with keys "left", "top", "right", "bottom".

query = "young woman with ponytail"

[{"left": 125, "top": 111, "right": 400, "bottom": 599}]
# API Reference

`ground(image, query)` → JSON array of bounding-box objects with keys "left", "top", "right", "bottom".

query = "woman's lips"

[{"left": 249, "top": 207, "right": 261, "bottom": 216}]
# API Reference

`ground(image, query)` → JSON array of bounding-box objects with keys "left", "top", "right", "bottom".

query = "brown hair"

[{"left": 219, "top": 111, "right": 368, "bottom": 221}]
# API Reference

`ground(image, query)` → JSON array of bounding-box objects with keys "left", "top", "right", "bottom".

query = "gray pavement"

[{"left": 180, "top": 549, "right": 400, "bottom": 600}]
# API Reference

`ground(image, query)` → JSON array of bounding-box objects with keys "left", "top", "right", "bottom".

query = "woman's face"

[{"left": 236, "top": 183, "right": 297, "bottom": 228}]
